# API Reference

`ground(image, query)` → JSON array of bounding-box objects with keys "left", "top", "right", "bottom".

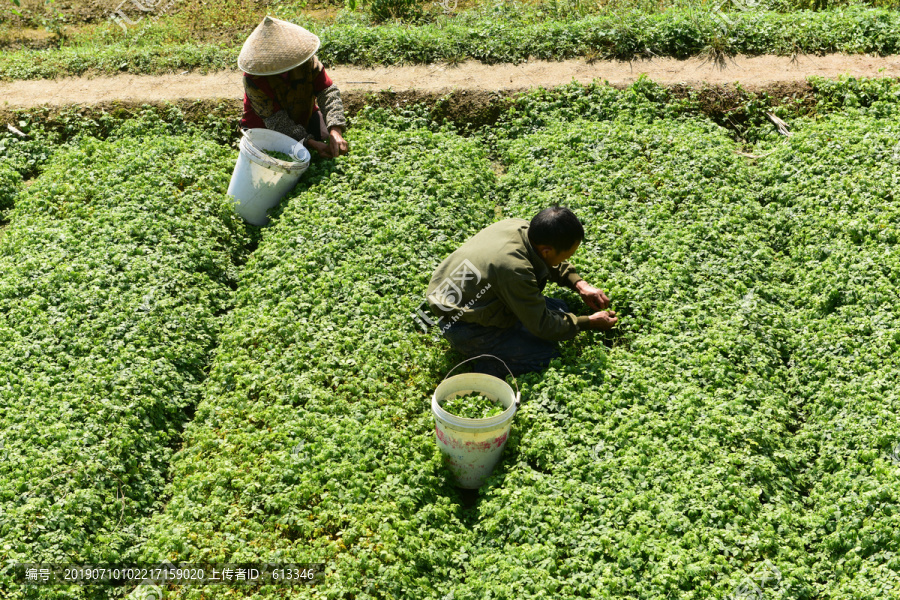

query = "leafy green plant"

[
  {"left": 125, "top": 93, "right": 802, "bottom": 598},
  {"left": 0, "top": 118, "right": 58, "bottom": 179},
  {"left": 460, "top": 112, "right": 812, "bottom": 599}
]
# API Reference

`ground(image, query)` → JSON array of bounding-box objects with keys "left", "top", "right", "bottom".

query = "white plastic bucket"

[
  {"left": 431, "top": 355, "right": 521, "bottom": 489},
  {"left": 226, "top": 128, "right": 311, "bottom": 226}
]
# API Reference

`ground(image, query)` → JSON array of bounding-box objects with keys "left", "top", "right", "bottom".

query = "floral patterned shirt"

[{"left": 240, "top": 56, "right": 339, "bottom": 130}]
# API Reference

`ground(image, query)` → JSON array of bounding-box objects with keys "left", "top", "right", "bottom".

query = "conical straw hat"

[{"left": 238, "top": 16, "right": 321, "bottom": 76}]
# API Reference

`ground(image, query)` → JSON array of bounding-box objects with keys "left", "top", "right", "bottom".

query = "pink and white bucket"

[{"left": 431, "top": 356, "right": 520, "bottom": 489}]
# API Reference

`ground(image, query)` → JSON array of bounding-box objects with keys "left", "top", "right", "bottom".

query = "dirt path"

[{"left": 2, "top": 54, "right": 900, "bottom": 108}]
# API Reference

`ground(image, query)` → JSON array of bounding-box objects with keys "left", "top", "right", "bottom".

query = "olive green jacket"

[{"left": 426, "top": 218, "right": 590, "bottom": 341}]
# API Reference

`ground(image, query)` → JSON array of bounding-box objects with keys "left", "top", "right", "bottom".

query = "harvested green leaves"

[
  {"left": 266, "top": 150, "right": 298, "bottom": 162},
  {"left": 442, "top": 393, "right": 505, "bottom": 419}
]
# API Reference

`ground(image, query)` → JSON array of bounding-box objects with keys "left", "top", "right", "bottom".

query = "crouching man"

[{"left": 426, "top": 206, "right": 617, "bottom": 378}]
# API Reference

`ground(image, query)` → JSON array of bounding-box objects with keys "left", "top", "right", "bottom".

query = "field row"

[
  {"left": 2, "top": 6, "right": 900, "bottom": 80},
  {"left": 0, "top": 132, "right": 248, "bottom": 597}
]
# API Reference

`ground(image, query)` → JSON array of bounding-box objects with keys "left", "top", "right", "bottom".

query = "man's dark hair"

[{"left": 528, "top": 206, "right": 585, "bottom": 252}]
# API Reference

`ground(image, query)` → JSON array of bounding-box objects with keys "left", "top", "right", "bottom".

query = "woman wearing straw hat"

[{"left": 239, "top": 16, "right": 349, "bottom": 160}]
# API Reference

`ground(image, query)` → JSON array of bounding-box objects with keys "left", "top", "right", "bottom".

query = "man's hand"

[
  {"left": 584, "top": 310, "right": 617, "bottom": 330},
  {"left": 575, "top": 280, "right": 610, "bottom": 311}
]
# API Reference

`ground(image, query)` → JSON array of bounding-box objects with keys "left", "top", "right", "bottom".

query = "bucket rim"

[
  {"left": 432, "top": 372, "right": 517, "bottom": 430},
  {"left": 240, "top": 135, "right": 310, "bottom": 173}
]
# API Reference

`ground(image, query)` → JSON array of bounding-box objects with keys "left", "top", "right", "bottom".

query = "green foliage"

[
  {"left": 3, "top": 7, "right": 900, "bottom": 78},
  {"left": 490, "top": 77, "right": 679, "bottom": 143},
  {"left": 362, "top": 0, "right": 424, "bottom": 23},
  {"left": 454, "top": 115, "right": 812, "bottom": 599},
  {"left": 0, "top": 120, "right": 59, "bottom": 180},
  {"left": 811, "top": 75, "right": 900, "bottom": 116},
  {"left": 133, "top": 88, "right": 900, "bottom": 598},
  {"left": 0, "top": 41, "right": 235, "bottom": 80},
  {"left": 0, "top": 134, "right": 247, "bottom": 597},
  {"left": 441, "top": 394, "right": 505, "bottom": 419},
  {"left": 4, "top": 81, "right": 900, "bottom": 598},
  {"left": 0, "top": 159, "right": 22, "bottom": 216},
  {"left": 751, "top": 114, "right": 900, "bottom": 597},
  {"left": 319, "top": 6, "right": 900, "bottom": 64},
  {"left": 0, "top": 104, "right": 241, "bottom": 187},
  {"left": 138, "top": 117, "right": 498, "bottom": 598},
  {"left": 266, "top": 150, "right": 301, "bottom": 162}
]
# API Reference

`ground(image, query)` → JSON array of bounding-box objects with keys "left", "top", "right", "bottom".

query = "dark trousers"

[{"left": 441, "top": 297, "right": 569, "bottom": 378}]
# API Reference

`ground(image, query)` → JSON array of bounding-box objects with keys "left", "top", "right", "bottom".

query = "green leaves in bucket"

[
  {"left": 267, "top": 150, "right": 298, "bottom": 162},
  {"left": 441, "top": 393, "right": 504, "bottom": 419}
]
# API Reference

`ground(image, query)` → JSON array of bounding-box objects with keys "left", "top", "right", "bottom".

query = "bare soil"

[{"left": 2, "top": 54, "right": 900, "bottom": 110}]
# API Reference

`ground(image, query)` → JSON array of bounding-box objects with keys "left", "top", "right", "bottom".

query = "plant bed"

[{"left": 0, "top": 133, "right": 247, "bottom": 597}]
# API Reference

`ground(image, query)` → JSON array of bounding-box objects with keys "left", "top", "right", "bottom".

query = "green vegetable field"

[{"left": 2, "top": 79, "right": 900, "bottom": 599}]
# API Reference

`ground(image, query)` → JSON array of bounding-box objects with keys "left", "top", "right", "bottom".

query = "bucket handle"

[
  {"left": 240, "top": 129, "right": 273, "bottom": 160},
  {"left": 442, "top": 354, "right": 521, "bottom": 406},
  {"left": 240, "top": 129, "right": 266, "bottom": 158}
]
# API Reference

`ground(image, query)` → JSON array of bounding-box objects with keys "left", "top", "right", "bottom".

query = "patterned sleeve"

[
  {"left": 243, "top": 75, "right": 281, "bottom": 120},
  {"left": 316, "top": 81, "right": 347, "bottom": 131}
]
